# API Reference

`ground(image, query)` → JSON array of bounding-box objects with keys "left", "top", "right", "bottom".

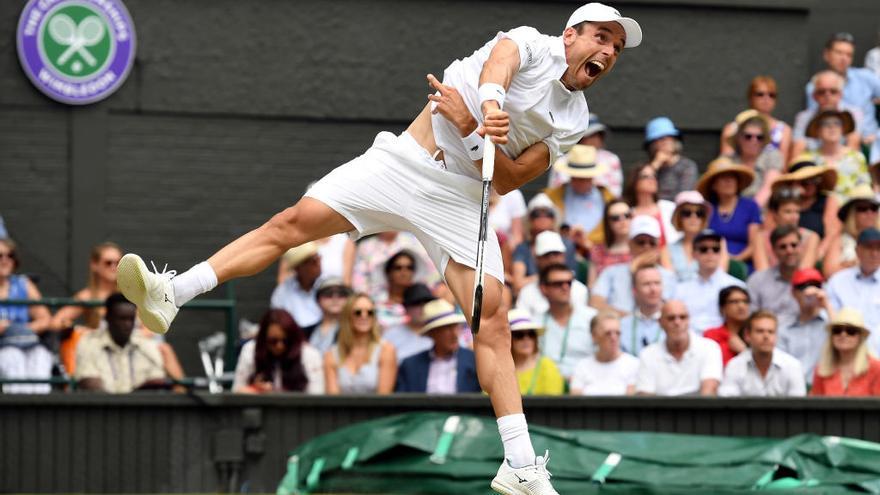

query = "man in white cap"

[
  {"left": 591, "top": 215, "right": 677, "bottom": 316},
  {"left": 270, "top": 242, "right": 324, "bottom": 329},
  {"left": 117, "top": 4, "right": 641, "bottom": 492},
  {"left": 515, "top": 231, "right": 588, "bottom": 320}
]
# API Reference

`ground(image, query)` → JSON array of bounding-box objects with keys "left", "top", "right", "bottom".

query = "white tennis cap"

[
  {"left": 629, "top": 215, "right": 661, "bottom": 240},
  {"left": 566, "top": 3, "right": 642, "bottom": 48},
  {"left": 535, "top": 231, "right": 567, "bottom": 256}
]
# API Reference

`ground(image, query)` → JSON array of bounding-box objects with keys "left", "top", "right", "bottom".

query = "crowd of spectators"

[{"left": 3, "top": 31, "right": 880, "bottom": 398}]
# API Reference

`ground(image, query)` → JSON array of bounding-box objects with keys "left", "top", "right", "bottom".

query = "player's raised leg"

[
  {"left": 443, "top": 260, "right": 557, "bottom": 495},
  {"left": 117, "top": 197, "right": 353, "bottom": 334}
]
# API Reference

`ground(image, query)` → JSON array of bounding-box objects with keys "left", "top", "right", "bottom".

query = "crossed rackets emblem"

[{"left": 47, "top": 13, "right": 105, "bottom": 73}]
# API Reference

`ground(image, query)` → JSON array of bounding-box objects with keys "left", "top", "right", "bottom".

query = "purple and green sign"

[{"left": 17, "top": 0, "right": 136, "bottom": 105}]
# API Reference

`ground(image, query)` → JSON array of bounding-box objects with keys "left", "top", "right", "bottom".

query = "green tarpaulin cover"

[{"left": 278, "top": 412, "right": 880, "bottom": 494}]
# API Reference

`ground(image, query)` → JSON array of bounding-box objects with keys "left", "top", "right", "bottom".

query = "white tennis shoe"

[
  {"left": 491, "top": 451, "right": 559, "bottom": 495},
  {"left": 116, "top": 253, "right": 178, "bottom": 334}
]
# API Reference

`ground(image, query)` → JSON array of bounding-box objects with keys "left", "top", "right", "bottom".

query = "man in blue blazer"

[{"left": 396, "top": 299, "right": 481, "bottom": 393}]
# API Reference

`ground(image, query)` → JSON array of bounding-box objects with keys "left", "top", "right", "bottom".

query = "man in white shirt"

[
  {"left": 636, "top": 300, "right": 722, "bottom": 396},
  {"left": 619, "top": 265, "right": 663, "bottom": 356},
  {"left": 719, "top": 311, "right": 806, "bottom": 397},
  {"left": 516, "top": 230, "right": 588, "bottom": 319},
  {"left": 674, "top": 229, "right": 746, "bottom": 332},
  {"left": 118, "top": 4, "right": 642, "bottom": 490},
  {"left": 270, "top": 242, "right": 324, "bottom": 328},
  {"left": 827, "top": 227, "right": 880, "bottom": 354},
  {"left": 570, "top": 310, "right": 638, "bottom": 395},
  {"left": 537, "top": 263, "right": 596, "bottom": 379}
]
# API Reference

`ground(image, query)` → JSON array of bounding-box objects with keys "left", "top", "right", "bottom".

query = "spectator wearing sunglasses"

[
  {"left": 587, "top": 199, "right": 632, "bottom": 288},
  {"left": 747, "top": 225, "right": 803, "bottom": 324},
  {"left": 793, "top": 71, "right": 863, "bottom": 157},
  {"left": 824, "top": 185, "right": 880, "bottom": 276},
  {"left": 804, "top": 109, "right": 869, "bottom": 201},
  {"left": 703, "top": 286, "right": 751, "bottom": 366},
  {"left": 375, "top": 250, "right": 419, "bottom": 329},
  {"left": 810, "top": 307, "right": 880, "bottom": 397},
  {"left": 623, "top": 163, "right": 679, "bottom": 247},
  {"left": 507, "top": 309, "right": 564, "bottom": 396},
  {"left": 232, "top": 308, "right": 324, "bottom": 394},
  {"left": 762, "top": 188, "right": 819, "bottom": 269},
  {"left": 395, "top": 299, "right": 479, "bottom": 394},
  {"left": 324, "top": 293, "right": 397, "bottom": 394},
  {"left": 777, "top": 269, "right": 833, "bottom": 385},
  {"left": 306, "top": 277, "right": 353, "bottom": 355},
  {"left": 827, "top": 228, "right": 880, "bottom": 353},
  {"left": 516, "top": 231, "right": 588, "bottom": 321},
  {"left": 591, "top": 215, "right": 677, "bottom": 316},
  {"left": 718, "top": 310, "right": 805, "bottom": 397},
  {"left": 635, "top": 300, "right": 722, "bottom": 396},
  {"left": 771, "top": 157, "right": 841, "bottom": 256},
  {"left": 510, "top": 194, "right": 577, "bottom": 293},
  {"left": 662, "top": 191, "right": 727, "bottom": 282},
  {"left": 536, "top": 263, "right": 595, "bottom": 379},
  {"left": 805, "top": 32, "right": 880, "bottom": 163},
  {"left": 673, "top": 229, "right": 745, "bottom": 332},
  {"left": 720, "top": 76, "right": 792, "bottom": 162},
  {"left": 725, "top": 110, "right": 784, "bottom": 208},
  {"left": 571, "top": 310, "right": 638, "bottom": 396}
]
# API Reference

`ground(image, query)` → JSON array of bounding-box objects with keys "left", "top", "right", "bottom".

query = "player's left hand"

[
  {"left": 480, "top": 107, "right": 510, "bottom": 145},
  {"left": 427, "top": 74, "right": 477, "bottom": 137}
]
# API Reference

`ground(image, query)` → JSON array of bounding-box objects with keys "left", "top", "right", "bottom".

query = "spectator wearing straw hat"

[
  {"left": 508, "top": 309, "right": 564, "bottom": 396},
  {"left": 571, "top": 310, "right": 639, "bottom": 396},
  {"left": 770, "top": 156, "right": 841, "bottom": 256},
  {"left": 542, "top": 144, "right": 614, "bottom": 248},
  {"left": 591, "top": 215, "right": 677, "bottom": 316},
  {"left": 792, "top": 70, "right": 863, "bottom": 157},
  {"left": 824, "top": 184, "right": 880, "bottom": 276},
  {"left": 718, "top": 310, "right": 805, "bottom": 397},
  {"left": 516, "top": 231, "right": 588, "bottom": 320},
  {"left": 698, "top": 157, "right": 766, "bottom": 271},
  {"left": 673, "top": 229, "right": 745, "bottom": 333},
  {"left": 811, "top": 308, "right": 880, "bottom": 397},
  {"left": 725, "top": 109, "right": 784, "bottom": 207},
  {"left": 642, "top": 117, "right": 698, "bottom": 201},
  {"left": 395, "top": 299, "right": 480, "bottom": 394},
  {"left": 548, "top": 113, "right": 624, "bottom": 197},
  {"left": 778, "top": 268, "right": 833, "bottom": 385},
  {"left": 827, "top": 228, "right": 880, "bottom": 352},
  {"left": 720, "top": 76, "right": 793, "bottom": 162},
  {"left": 271, "top": 242, "right": 324, "bottom": 329},
  {"left": 805, "top": 109, "right": 870, "bottom": 201}
]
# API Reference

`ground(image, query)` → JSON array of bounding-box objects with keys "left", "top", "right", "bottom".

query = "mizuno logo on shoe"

[
  {"left": 515, "top": 474, "right": 528, "bottom": 484},
  {"left": 164, "top": 293, "right": 172, "bottom": 304}
]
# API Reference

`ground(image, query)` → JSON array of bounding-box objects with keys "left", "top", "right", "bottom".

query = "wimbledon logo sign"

[{"left": 17, "top": 0, "right": 136, "bottom": 105}]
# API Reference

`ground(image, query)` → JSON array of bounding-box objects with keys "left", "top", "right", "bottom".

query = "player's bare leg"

[
  {"left": 444, "top": 260, "right": 558, "bottom": 495},
  {"left": 117, "top": 197, "right": 353, "bottom": 334}
]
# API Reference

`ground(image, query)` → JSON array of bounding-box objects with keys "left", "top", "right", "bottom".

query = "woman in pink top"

[{"left": 811, "top": 308, "right": 880, "bottom": 397}]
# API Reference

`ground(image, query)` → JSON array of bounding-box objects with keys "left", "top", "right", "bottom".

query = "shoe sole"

[
  {"left": 490, "top": 480, "right": 516, "bottom": 495},
  {"left": 117, "top": 254, "right": 169, "bottom": 334}
]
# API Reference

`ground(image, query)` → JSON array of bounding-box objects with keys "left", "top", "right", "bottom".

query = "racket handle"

[{"left": 482, "top": 135, "right": 495, "bottom": 180}]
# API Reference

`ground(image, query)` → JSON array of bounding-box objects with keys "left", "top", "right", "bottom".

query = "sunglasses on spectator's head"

[
  {"left": 831, "top": 325, "right": 861, "bottom": 337},
  {"left": 100, "top": 258, "right": 120, "bottom": 267},
  {"left": 774, "top": 188, "right": 802, "bottom": 200},
  {"left": 795, "top": 281, "right": 822, "bottom": 292},
  {"left": 353, "top": 308, "right": 375, "bottom": 317},
  {"left": 679, "top": 208, "right": 705, "bottom": 219},
  {"left": 544, "top": 279, "right": 572, "bottom": 289},
  {"left": 512, "top": 331, "right": 537, "bottom": 340},
  {"left": 774, "top": 241, "right": 799, "bottom": 251},
  {"left": 741, "top": 133, "right": 765, "bottom": 142},
  {"left": 319, "top": 287, "right": 351, "bottom": 298},
  {"left": 696, "top": 244, "right": 721, "bottom": 254},
  {"left": 855, "top": 203, "right": 880, "bottom": 214},
  {"left": 0, "top": 252, "right": 14, "bottom": 261},
  {"left": 608, "top": 211, "right": 632, "bottom": 222}
]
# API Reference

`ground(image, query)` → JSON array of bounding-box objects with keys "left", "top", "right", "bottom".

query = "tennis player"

[{"left": 118, "top": 3, "right": 640, "bottom": 493}]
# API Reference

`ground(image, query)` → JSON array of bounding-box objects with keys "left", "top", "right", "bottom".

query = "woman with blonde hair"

[
  {"left": 507, "top": 309, "right": 564, "bottom": 396},
  {"left": 824, "top": 185, "right": 880, "bottom": 277},
  {"left": 324, "top": 292, "right": 396, "bottom": 394},
  {"left": 811, "top": 308, "right": 880, "bottom": 396}
]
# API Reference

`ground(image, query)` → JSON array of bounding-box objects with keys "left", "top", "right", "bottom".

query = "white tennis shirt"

[{"left": 432, "top": 26, "right": 589, "bottom": 182}]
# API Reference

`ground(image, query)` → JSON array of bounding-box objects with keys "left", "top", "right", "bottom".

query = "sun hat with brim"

[
  {"left": 837, "top": 184, "right": 880, "bottom": 221},
  {"left": 508, "top": 308, "right": 545, "bottom": 336},
  {"left": 771, "top": 157, "right": 837, "bottom": 193},
  {"left": 696, "top": 156, "right": 755, "bottom": 198},
  {"left": 316, "top": 276, "right": 350, "bottom": 295},
  {"left": 566, "top": 2, "right": 642, "bottom": 48},
  {"left": 806, "top": 109, "right": 856, "bottom": 138},
  {"left": 282, "top": 242, "right": 319, "bottom": 269},
  {"left": 643, "top": 117, "right": 680, "bottom": 147},
  {"left": 672, "top": 190, "right": 713, "bottom": 230},
  {"left": 727, "top": 109, "right": 770, "bottom": 148},
  {"left": 826, "top": 307, "right": 869, "bottom": 336},
  {"left": 553, "top": 144, "right": 607, "bottom": 179},
  {"left": 420, "top": 299, "right": 467, "bottom": 334}
]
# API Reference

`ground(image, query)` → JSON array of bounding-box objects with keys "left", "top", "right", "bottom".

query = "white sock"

[
  {"left": 172, "top": 261, "right": 218, "bottom": 306},
  {"left": 497, "top": 413, "right": 536, "bottom": 468}
]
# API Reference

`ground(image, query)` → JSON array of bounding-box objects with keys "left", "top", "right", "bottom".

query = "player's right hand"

[{"left": 480, "top": 102, "right": 509, "bottom": 145}]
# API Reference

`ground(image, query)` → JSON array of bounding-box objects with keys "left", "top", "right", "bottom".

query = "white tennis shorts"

[{"left": 305, "top": 131, "right": 504, "bottom": 284}]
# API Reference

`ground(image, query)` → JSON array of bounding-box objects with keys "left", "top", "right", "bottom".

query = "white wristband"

[
  {"left": 478, "top": 83, "right": 506, "bottom": 109},
  {"left": 462, "top": 129, "right": 484, "bottom": 161}
]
